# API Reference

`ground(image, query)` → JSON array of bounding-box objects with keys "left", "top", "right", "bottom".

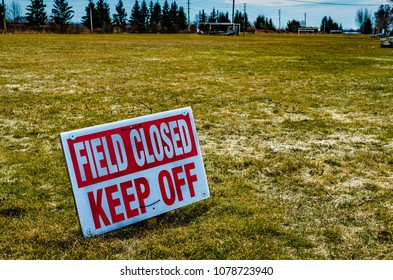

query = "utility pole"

[
  {"left": 187, "top": 0, "right": 190, "bottom": 26},
  {"left": 231, "top": 0, "right": 235, "bottom": 34},
  {"left": 187, "top": 0, "right": 190, "bottom": 32},
  {"left": 279, "top": 9, "right": 281, "bottom": 30},
  {"left": 1, "top": 0, "right": 6, "bottom": 34},
  {"left": 304, "top": 12, "right": 307, "bottom": 27},
  {"left": 232, "top": 0, "right": 235, "bottom": 23},
  {"left": 89, "top": 0, "right": 93, "bottom": 32},
  {"left": 243, "top": 3, "right": 246, "bottom": 36}
]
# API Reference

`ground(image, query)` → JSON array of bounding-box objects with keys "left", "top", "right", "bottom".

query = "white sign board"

[{"left": 60, "top": 107, "right": 210, "bottom": 237}]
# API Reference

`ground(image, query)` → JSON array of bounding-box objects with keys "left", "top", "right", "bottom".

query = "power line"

[
  {"left": 285, "top": 0, "right": 384, "bottom": 6},
  {"left": 187, "top": 0, "right": 190, "bottom": 25},
  {"left": 243, "top": 2, "right": 246, "bottom": 36},
  {"left": 232, "top": 0, "right": 235, "bottom": 23}
]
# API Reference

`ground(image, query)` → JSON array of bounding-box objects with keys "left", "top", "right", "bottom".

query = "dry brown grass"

[{"left": 1, "top": 33, "right": 393, "bottom": 259}]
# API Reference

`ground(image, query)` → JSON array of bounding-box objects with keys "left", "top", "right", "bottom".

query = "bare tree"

[
  {"left": 374, "top": 5, "right": 392, "bottom": 35},
  {"left": 356, "top": 8, "right": 373, "bottom": 34},
  {"left": 355, "top": 8, "right": 371, "bottom": 28},
  {"left": 10, "top": 1, "right": 23, "bottom": 22}
]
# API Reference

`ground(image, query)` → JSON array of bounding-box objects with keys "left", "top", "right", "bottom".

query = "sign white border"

[{"left": 60, "top": 107, "right": 210, "bottom": 237}]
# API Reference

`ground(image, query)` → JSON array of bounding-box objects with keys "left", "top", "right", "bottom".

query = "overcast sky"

[{"left": 5, "top": 0, "right": 390, "bottom": 30}]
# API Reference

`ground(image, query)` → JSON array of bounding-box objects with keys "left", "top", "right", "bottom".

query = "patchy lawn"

[{"left": 1, "top": 33, "right": 392, "bottom": 259}]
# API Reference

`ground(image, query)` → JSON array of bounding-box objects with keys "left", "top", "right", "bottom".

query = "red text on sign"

[
  {"left": 68, "top": 114, "right": 198, "bottom": 188},
  {"left": 87, "top": 162, "right": 198, "bottom": 230}
]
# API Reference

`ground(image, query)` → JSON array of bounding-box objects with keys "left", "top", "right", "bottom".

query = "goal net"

[
  {"left": 298, "top": 28, "right": 315, "bottom": 35},
  {"left": 330, "top": 30, "right": 343, "bottom": 34}
]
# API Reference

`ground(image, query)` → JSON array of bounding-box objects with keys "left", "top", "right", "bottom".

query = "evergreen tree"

[
  {"left": 320, "top": 16, "right": 341, "bottom": 33},
  {"left": 26, "top": 0, "right": 47, "bottom": 29},
  {"left": 208, "top": 7, "right": 217, "bottom": 23},
  {"left": 140, "top": 0, "right": 149, "bottom": 26},
  {"left": 0, "top": 4, "right": 4, "bottom": 25},
  {"left": 199, "top": 9, "right": 207, "bottom": 23},
  {"left": 177, "top": 6, "right": 187, "bottom": 30},
  {"left": 130, "top": 0, "right": 140, "bottom": 26},
  {"left": 169, "top": 2, "right": 177, "bottom": 23},
  {"left": 234, "top": 10, "right": 249, "bottom": 31},
  {"left": 362, "top": 18, "right": 373, "bottom": 34},
  {"left": 168, "top": 1, "right": 178, "bottom": 32},
  {"left": 321, "top": 16, "right": 327, "bottom": 32},
  {"left": 113, "top": 0, "right": 127, "bottom": 32},
  {"left": 244, "top": 12, "right": 250, "bottom": 30},
  {"left": 149, "top": 1, "right": 153, "bottom": 17},
  {"left": 217, "top": 12, "right": 230, "bottom": 23},
  {"left": 161, "top": 0, "right": 170, "bottom": 31},
  {"left": 255, "top": 15, "right": 265, "bottom": 29},
  {"left": 51, "top": 0, "right": 74, "bottom": 33},
  {"left": 234, "top": 10, "right": 242, "bottom": 27},
  {"left": 150, "top": 1, "right": 161, "bottom": 32},
  {"left": 287, "top": 19, "right": 300, "bottom": 33},
  {"left": 130, "top": 0, "right": 149, "bottom": 32},
  {"left": 81, "top": 0, "right": 111, "bottom": 32},
  {"left": 254, "top": 14, "right": 275, "bottom": 30},
  {"left": 268, "top": 18, "right": 275, "bottom": 30},
  {"left": 118, "top": 0, "right": 183, "bottom": 33},
  {"left": 96, "top": 0, "right": 112, "bottom": 31},
  {"left": 150, "top": 1, "right": 161, "bottom": 25},
  {"left": 149, "top": 1, "right": 153, "bottom": 25}
]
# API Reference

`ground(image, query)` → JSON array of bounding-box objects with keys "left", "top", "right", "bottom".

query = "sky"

[{"left": 4, "top": 0, "right": 391, "bottom": 30}]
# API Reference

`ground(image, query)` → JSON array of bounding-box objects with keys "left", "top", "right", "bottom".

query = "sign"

[{"left": 60, "top": 107, "right": 210, "bottom": 237}]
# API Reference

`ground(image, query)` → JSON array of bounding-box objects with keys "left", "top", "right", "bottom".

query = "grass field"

[{"left": 1, "top": 33, "right": 393, "bottom": 260}]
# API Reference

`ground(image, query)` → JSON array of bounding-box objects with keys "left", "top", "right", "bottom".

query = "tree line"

[
  {"left": 356, "top": 5, "right": 393, "bottom": 35},
  {"left": 81, "top": 0, "right": 188, "bottom": 33},
  {"left": 0, "top": 0, "right": 189, "bottom": 33},
  {"left": 286, "top": 4, "right": 392, "bottom": 35},
  {"left": 1, "top": 0, "right": 393, "bottom": 34}
]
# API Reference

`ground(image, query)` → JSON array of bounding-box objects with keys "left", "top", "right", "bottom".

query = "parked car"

[{"left": 380, "top": 37, "right": 393, "bottom": 48}]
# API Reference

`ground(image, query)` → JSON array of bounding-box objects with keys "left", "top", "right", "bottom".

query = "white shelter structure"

[{"left": 197, "top": 22, "right": 240, "bottom": 36}]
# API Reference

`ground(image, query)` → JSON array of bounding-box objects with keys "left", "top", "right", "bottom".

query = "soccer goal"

[
  {"left": 197, "top": 22, "right": 240, "bottom": 36},
  {"left": 330, "top": 30, "right": 343, "bottom": 35},
  {"left": 298, "top": 28, "right": 315, "bottom": 35}
]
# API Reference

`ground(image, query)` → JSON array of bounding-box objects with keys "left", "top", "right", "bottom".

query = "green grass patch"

[{"left": 1, "top": 33, "right": 393, "bottom": 259}]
